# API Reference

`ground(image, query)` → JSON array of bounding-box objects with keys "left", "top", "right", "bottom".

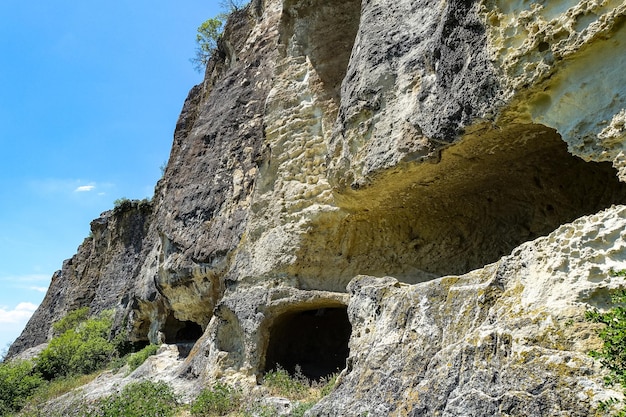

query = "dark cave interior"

[{"left": 263, "top": 307, "right": 352, "bottom": 380}]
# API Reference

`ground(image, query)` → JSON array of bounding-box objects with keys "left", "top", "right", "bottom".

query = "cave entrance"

[
  {"left": 292, "top": 124, "right": 626, "bottom": 288},
  {"left": 163, "top": 314, "right": 203, "bottom": 344},
  {"left": 263, "top": 307, "right": 351, "bottom": 381}
]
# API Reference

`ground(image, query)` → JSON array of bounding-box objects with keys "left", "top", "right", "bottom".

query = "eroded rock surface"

[
  {"left": 8, "top": 0, "right": 626, "bottom": 415},
  {"left": 313, "top": 205, "right": 626, "bottom": 416},
  {"left": 8, "top": 200, "right": 153, "bottom": 357}
]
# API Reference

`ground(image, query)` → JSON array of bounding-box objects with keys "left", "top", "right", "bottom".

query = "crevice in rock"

[
  {"left": 293, "top": 124, "right": 626, "bottom": 288},
  {"left": 280, "top": 0, "right": 361, "bottom": 100},
  {"left": 262, "top": 306, "right": 351, "bottom": 380}
]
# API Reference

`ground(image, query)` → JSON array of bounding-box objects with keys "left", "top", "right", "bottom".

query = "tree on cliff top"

[
  {"left": 190, "top": 0, "right": 248, "bottom": 72},
  {"left": 220, "top": 0, "right": 246, "bottom": 12},
  {"left": 191, "top": 17, "right": 223, "bottom": 72}
]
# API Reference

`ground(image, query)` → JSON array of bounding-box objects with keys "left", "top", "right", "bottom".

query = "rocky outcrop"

[
  {"left": 9, "top": 0, "right": 626, "bottom": 415},
  {"left": 313, "top": 206, "right": 626, "bottom": 415},
  {"left": 8, "top": 199, "right": 153, "bottom": 357}
]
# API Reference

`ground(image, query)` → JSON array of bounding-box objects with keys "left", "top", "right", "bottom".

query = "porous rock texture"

[
  {"left": 8, "top": 0, "right": 626, "bottom": 415},
  {"left": 313, "top": 206, "right": 626, "bottom": 415}
]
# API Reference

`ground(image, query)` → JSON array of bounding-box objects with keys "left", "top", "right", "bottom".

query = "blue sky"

[{"left": 0, "top": 1, "right": 222, "bottom": 351}]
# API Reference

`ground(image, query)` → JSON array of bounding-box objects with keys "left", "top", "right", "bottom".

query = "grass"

[
  {"left": 187, "top": 367, "right": 338, "bottom": 417},
  {"left": 127, "top": 344, "right": 160, "bottom": 371},
  {"left": 14, "top": 372, "right": 102, "bottom": 416},
  {"left": 9, "top": 364, "right": 338, "bottom": 416}
]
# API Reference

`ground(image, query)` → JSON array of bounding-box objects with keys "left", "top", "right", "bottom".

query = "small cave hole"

[
  {"left": 176, "top": 321, "right": 203, "bottom": 342},
  {"left": 263, "top": 307, "right": 351, "bottom": 381},
  {"left": 538, "top": 41, "right": 550, "bottom": 52},
  {"left": 163, "top": 314, "right": 203, "bottom": 344}
]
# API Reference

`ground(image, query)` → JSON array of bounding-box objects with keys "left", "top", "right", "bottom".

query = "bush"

[
  {"left": 36, "top": 310, "right": 116, "bottom": 379},
  {"left": 586, "top": 289, "right": 626, "bottom": 387},
  {"left": 586, "top": 272, "right": 626, "bottom": 415},
  {"left": 292, "top": 401, "right": 316, "bottom": 417},
  {"left": 52, "top": 307, "right": 89, "bottom": 336},
  {"left": 91, "top": 381, "right": 179, "bottom": 417},
  {"left": 127, "top": 344, "right": 159, "bottom": 371},
  {"left": 262, "top": 367, "right": 310, "bottom": 400},
  {"left": 190, "top": 382, "right": 241, "bottom": 416},
  {"left": 0, "top": 360, "right": 44, "bottom": 414}
]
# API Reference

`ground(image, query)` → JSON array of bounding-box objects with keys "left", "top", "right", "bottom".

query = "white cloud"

[
  {"left": 0, "top": 302, "right": 38, "bottom": 324},
  {"left": 28, "top": 179, "right": 112, "bottom": 196},
  {"left": 74, "top": 184, "right": 96, "bottom": 192},
  {"left": 29, "top": 286, "right": 48, "bottom": 293}
]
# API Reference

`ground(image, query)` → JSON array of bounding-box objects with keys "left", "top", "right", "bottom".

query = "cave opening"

[
  {"left": 263, "top": 307, "right": 351, "bottom": 381},
  {"left": 163, "top": 314, "right": 203, "bottom": 344},
  {"left": 293, "top": 124, "right": 626, "bottom": 289}
]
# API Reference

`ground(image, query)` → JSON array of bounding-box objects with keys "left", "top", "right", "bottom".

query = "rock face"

[
  {"left": 8, "top": 199, "right": 153, "bottom": 356},
  {"left": 313, "top": 206, "right": 626, "bottom": 415},
  {"left": 9, "top": 0, "right": 626, "bottom": 414}
]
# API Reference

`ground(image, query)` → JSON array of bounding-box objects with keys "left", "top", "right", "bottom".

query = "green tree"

[
  {"left": 36, "top": 310, "right": 116, "bottom": 379},
  {"left": 190, "top": 1, "right": 248, "bottom": 73},
  {"left": 191, "top": 18, "right": 223, "bottom": 73},
  {"left": 0, "top": 359, "right": 44, "bottom": 414}
]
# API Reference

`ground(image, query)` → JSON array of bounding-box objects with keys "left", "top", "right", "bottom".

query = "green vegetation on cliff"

[
  {"left": 586, "top": 270, "right": 626, "bottom": 415},
  {"left": 0, "top": 308, "right": 160, "bottom": 415},
  {"left": 190, "top": 0, "right": 248, "bottom": 72},
  {"left": 0, "top": 360, "right": 43, "bottom": 415},
  {"left": 90, "top": 381, "right": 179, "bottom": 417},
  {"left": 36, "top": 310, "right": 116, "bottom": 379}
]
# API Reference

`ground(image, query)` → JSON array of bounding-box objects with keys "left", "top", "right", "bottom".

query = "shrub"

[
  {"left": 319, "top": 373, "right": 338, "bottom": 397},
  {"left": 127, "top": 344, "right": 159, "bottom": 371},
  {"left": 586, "top": 289, "right": 626, "bottom": 387},
  {"left": 586, "top": 272, "right": 626, "bottom": 415},
  {"left": 112, "top": 197, "right": 130, "bottom": 209},
  {"left": 262, "top": 367, "right": 310, "bottom": 400},
  {"left": 91, "top": 380, "right": 179, "bottom": 417},
  {"left": 112, "top": 197, "right": 152, "bottom": 215},
  {"left": 292, "top": 401, "right": 316, "bottom": 417},
  {"left": 190, "top": 382, "right": 241, "bottom": 416},
  {"left": 0, "top": 360, "right": 44, "bottom": 414},
  {"left": 52, "top": 307, "right": 89, "bottom": 336},
  {"left": 36, "top": 310, "right": 116, "bottom": 379}
]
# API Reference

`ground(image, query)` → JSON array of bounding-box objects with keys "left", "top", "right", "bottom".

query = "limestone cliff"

[{"left": 9, "top": 0, "right": 626, "bottom": 415}]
